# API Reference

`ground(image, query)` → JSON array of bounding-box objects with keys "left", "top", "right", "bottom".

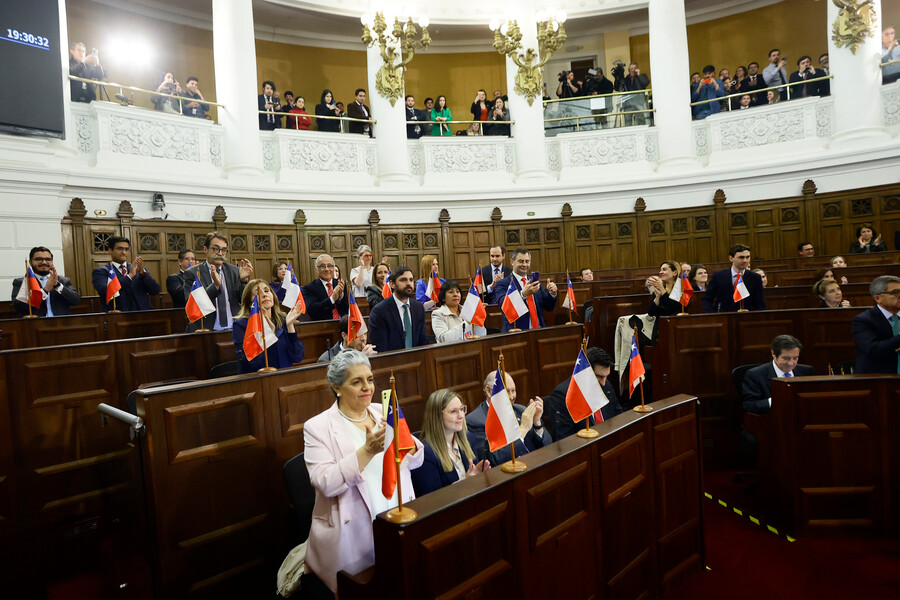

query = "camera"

[{"left": 558, "top": 70, "right": 569, "bottom": 82}]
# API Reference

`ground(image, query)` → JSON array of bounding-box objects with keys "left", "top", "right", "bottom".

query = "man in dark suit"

[
  {"left": 316, "top": 315, "right": 377, "bottom": 362},
  {"left": 11, "top": 246, "right": 81, "bottom": 317},
  {"left": 258, "top": 80, "right": 281, "bottom": 130},
  {"left": 301, "top": 254, "right": 349, "bottom": 322},
  {"left": 346, "top": 88, "right": 372, "bottom": 136},
  {"left": 492, "top": 247, "right": 558, "bottom": 332},
  {"left": 368, "top": 266, "right": 428, "bottom": 352},
  {"left": 165, "top": 248, "right": 196, "bottom": 308},
  {"left": 466, "top": 370, "right": 551, "bottom": 465},
  {"left": 405, "top": 94, "right": 424, "bottom": 139},
  {"left": 183, "top": 232, "right": 253, "bottom": 331},
  {"left": 702, "top": 243, "right": 765, "bottom": 312},
  {"left": 479, "top": 245, "right": 513, "bottom": 304},
  {"left": 544, "top": 347, "right": 624, "bottom": 440},
  {"left": 852, "top": 276, "right": 900, "bottom": 374},
  {"left": 788, "top": 56, "right": 822, "bottom": 99},
  {"left": 742, "top": 335, "right": 814, "bottom": 414},
  {"left": 91, "top": 236, "right": 160, "bottom": 312}
]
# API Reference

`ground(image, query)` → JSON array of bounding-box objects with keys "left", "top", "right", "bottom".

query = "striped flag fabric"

[
  {"left": 460, "top": 279, "right": 487, "bottom": 327},
  {"left": 669, "top": 269, "right": 694, "bottom": 307},
  {"left": 732, "top": 272, "right": 750, "bottom": 303},
  {"left": 105, "top": 265, "right": 122, "bottom": 304},
  {"left": 382, "top": 268, "right": 392, "bottom": 299},
  {"left": 185, "top": 277, "right": 215, "bottom": 323},
  {"left": 473, "top": 269, "right": 485, "bottom": 295},
  {"left": 242, "top": 296, "right": 276, "bottom": 361},
  {"left": 484, "top": 371, "right": 521, "bottom": 453},
  {"left": 565, "top": 348, "right": 609, "bottom": 423},
  {"left": 628, "top": 332, "right": 646, "bottom": 396},
  {"left": 501, "top": 278, "right": 528, "bottom": 325},
  {"left": 381, "top": 401, "right": 415, "bottom": 498},
  {"left": 425, "top": 269, "right": 442, "bottom": 304},
  {"left": 16, "top": 264, "right": 43, "bottom": 308},
  {"left": 562, "top": 274, "right": 577, "bottom": 311},
  {"left": 348, "top": 292, "right": 367, "bottom": 343},
  {"left": 282, "top": 263, "right": 304, "bottom": 311}
]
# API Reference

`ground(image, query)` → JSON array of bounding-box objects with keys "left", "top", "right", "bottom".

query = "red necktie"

[
  {"left": 325, "top": 281, "right": 340, "bottom": 320},
  {"left": 121, "top": 264, "right": 127, "bottom": 276},
  {"left": 521, "top": 277, "right": 540, "bottom": 329}
]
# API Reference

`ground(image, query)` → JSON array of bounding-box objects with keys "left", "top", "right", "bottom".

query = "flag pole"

[
  {"left": 499, "top": 351, "right": 527, "bottom": 473},
  {"left": 111, "top": 295, "right": 118, "bottom": 313},
  {"left": 468, "top": 275, "right": 479, "bottom": 338},
  {"left": 257, "top": 288, "right": 277, "bottom": 373},
  {"left": 23, "top": 260, "right": 37, "bottom": 319},
  {"left": 385, "top": 370, "right": 417, "bottom": 523},
  {"left": 577, "top": 334, "right": 599, "bottom": 439},
  {"left": 193, "top": 275, "right": 210, "bottom": 333},
  {"left": 565, "top": 269, "right": 577, "bottom": 325},
  {"left": 632, "top": 326, "right": 653, "bottom": 414},
  {"left": 738, "top": 298, "right": 747, "bottom": 313}
]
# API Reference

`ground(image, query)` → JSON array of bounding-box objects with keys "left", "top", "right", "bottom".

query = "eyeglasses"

[
  {"left": 209, "top": 246, "right": 228, "bottom": 254},
  {"left": 32, "top": 257, "right": 53, "bottom": 263},
  {"left": 882, "top": 289, "right": 900, "bottom": 297},
  {"left": 317, "top": 263, "right": 335, "bottom": 270},
  {"left": 444, "top": 406, "right": 467, "bottom": 417}
]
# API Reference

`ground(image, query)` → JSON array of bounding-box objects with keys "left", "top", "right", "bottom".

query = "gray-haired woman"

[{"left": 302, "top": 350, "right": 423, "bottom": 595}]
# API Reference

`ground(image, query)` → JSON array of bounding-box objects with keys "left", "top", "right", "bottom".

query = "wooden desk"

[{"left": 339, "top": 394, "right": 703, "bottom": 600}]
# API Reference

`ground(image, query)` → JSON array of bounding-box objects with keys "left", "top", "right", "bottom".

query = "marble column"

[
  {"left": 366, "top": 44, "right": 413, "bottom": 185},
  {"left": 827, "top": 0, "right": 889, "bottom": 147},
  {"left": 647, "top": 0, "right": 699, "bottom": 169},
  {"left": 212, "top": 0, "right": 264, "bottom": 176}
]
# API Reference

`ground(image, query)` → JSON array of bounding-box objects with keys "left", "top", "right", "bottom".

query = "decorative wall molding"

[
  {"left": 884, "top": 84, "right": 900, "bottom": 128},
  {"left": 424, "top": 139, "right": 506, "bottom": 174},
  {"left": 557, "top": 127, "right": 658, "bottom": 169}
]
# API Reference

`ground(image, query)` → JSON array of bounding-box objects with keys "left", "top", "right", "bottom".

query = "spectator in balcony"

[
  {"left": 347, "top": 88, "right": 372, "bottom": 137},
  {"left": 487, "top": 97, "right": 510, "bottom": 136},
  {"left": 737, "top": 94, "right": 752, "bottom": 110},
  {"left": 582, "top": 68, "right": 614, "bottom": 127},
  {"left": 883, "top": 26, "right": 900, "bottom": 84},
  {"left": 464, "top": 122, "right": 482, "bottom": 136},
  {"left": 471, "top": 90, "right": 491, "bottom": 128},
  {"left": 493, "top": 89, "right": 508, "bottom": 103},
  {"left": 763, "top": 49, "right": 789, "bottom": 100},
  {"left": 315, "top": 89, "right": 343, "bottom": 133},
  {"left": 788, "top": 56, "right": 822, "bottom": 99},
  {"left": 622, "top": 62, "right": 650, "bottom": 126},
  {"left": 691, "top": 65, "right": 724, "bottom": 120},
  {"left": 336, "top": 102, "right": 348, "bottom": 132},
  {"left": 405, "top": 95, "right": 424, "bottom": 139},
  {"left": 430, "top": 95, "right": 452, "bottom": 136},
  {"left": 849, "top": 223, "right": 887, "bottom": 254},
  {"left": 182, "top": 77, "right": 209, "bottom": 119},
  {"left": 421, "top": 97, "right": 435, "bottom": 135},
  {"left": 689, "top": 73, "right": 702, "bottom": 119},
  {"left": 287, "top": 96, "right": 312, "bottom": 130},
  {"left": 742, "top": 62, "right": 768, "bottom": 105},
  {"left": 282, "top": 91, "right": 296, "bottom": 114},
  {"left": 152, "top": 72, "right": 182, "bottom": 114},
  {"left": 689, "top": 264, "right": 709, "bottom": 291},
  {"left": 69, "top": 41, "right": 106, "bottom": 103},
  {"left": 766, "top": 89, "right": 781, "bottom": 105},
  {"left": 556, "top": 70, "right": 581, "bottom": 99},
  {"left": 817, "top": 54, "right": 831, "bottom": 96},
  {"left": 719, "top": 68, "right": 737, "bottom": 109},
  {"left": 728, "top": 66, "right": 748, "bottom": 109},
  {"left": 258, "top": 80, "right": 281, "bottom": 130}
]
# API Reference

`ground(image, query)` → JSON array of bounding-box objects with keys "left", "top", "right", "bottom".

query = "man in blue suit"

[
  {"left": 492, "top": 247, "right": 558, "bottom": 332},
  {"left": 91, "top": 236, "right": 160, "bottom": 312},
  {"left": 479, "top": 245, "right": 513, "bottom": 304},
  {"left": 702, "top": 243, "right": 765, "bottom": 312},
  {"left": 852, "top": 275, "right": 900, "bottom": 374},
  {"left": 368, "top": 266, "right": 429, "bottom": 352}
]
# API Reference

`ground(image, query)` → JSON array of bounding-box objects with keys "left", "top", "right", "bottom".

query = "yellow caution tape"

[{"left": 703, "top": 491, "right": 798, "bottom": 542}]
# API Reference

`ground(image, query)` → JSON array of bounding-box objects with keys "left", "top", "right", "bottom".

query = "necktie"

[
  {"left": 121, "top": 264, "right": 127, "bottom": 276},
  {"left": 41, "top": 276, "right": 54, "bottom": 317},
  {"left": 403, "top": 304, "right": 413, "bottom": 348},
  {"left": 892, "top": 315, "right": 900, "bottom": 373},
  {"left": 495, "top": 267, "right": 500, "bottom": 277},
  {"left": 784, "top": 372, "right": 793, "bottom": 378},
  {"left": 326, "top": 281, "right": 340, "bottom": 320},
  {"left": 214, "top": 267, "right": 228, "bottom": 327},
  {"left": 521, "top": 277, "right": 540, "bottom": 329},
  {"left": 777, "top": 69, "right": 786, "bottom": 85},
  {"left": 267, "top": 97, "right": 274, "bottom": 124}
]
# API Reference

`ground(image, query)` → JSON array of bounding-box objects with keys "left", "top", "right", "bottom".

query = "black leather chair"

[
  {"left": 283, "top": 453, "right": 315, "bottom": 543},
  {"left": 732, "top": 364, "right": 761, "bottom": 477},
  {"left": 210, "top": 360, "right": 239, "bottom": 378}
]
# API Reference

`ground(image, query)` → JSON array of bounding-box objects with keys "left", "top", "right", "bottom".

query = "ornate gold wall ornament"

[
  {"left": 361, "top": 12, "right": 431, "bottom": 106},
  {"left": 831, "top": 0, "right": 876, "bottom": 55},
  {"left": 491, "top": 13, "right": 567, "bottom": 106}
]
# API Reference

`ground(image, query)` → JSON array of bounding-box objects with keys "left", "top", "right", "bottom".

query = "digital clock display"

[{"left": 4, "top": 28, "right": 51, "bottom": 50}]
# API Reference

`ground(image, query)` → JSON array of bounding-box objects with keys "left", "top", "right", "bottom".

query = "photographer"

[
  {"left": 788, "top": 56, "right": 821, "bottom": 99},
  {"left": 582, "top": 68, "right": 614, "bottom": 129},
  {"left": 68, "top": 42, "right": 106, "bottom": 103},
  {"left": 152, "top": 72, "right": 183, "bottom": 114},
  {"left": 691, "top": 65, "right": 724, "bottom": 120},
  {"left": 258, "top": 80, "right": 282, "bottom": 130},
  {"left": 556, "top": 70, "right": 581, "bottom": 99},
  {"left": 622, "top": 62, "right": 650, "bottom": 126}
]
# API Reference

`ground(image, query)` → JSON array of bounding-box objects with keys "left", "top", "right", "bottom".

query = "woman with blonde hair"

[
  {"left": 814, "top": 278, "right": 850, "bottom": 308},
  {"left": 647, "top": 260, "right": 684, "bottom": 316},
  {"left": 415, "top": 254, "right": 445, "bottom": 309},
  {"left": 411, "top": 389, "right": 489, "bottom": 497},
  {"left": 231, "top": 279, "right": 305, "bottom": 373}
]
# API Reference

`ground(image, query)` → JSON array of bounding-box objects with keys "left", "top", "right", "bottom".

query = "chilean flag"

[
  {"left": 382, "top": 401, "right": 415, "bottom": 499},
  {"left": 473, "top": 269, "right": 485, "bottom": 295},
  {"left": 425, "top": 269, "right": 441, "bottom": 304},
  {"left": 16, "top": 264, "right": 43, "bottom": 308},
  {"left": 566, "top": 348, "right": 610, "bottom": 423},
  {"left": 185, "top": 277, "right": 215, "bottom": 323},
  {"left": 669, "top": 270, "right": 693, "bottom": 307},
  {"left": 460, "top": 279, "right": 487, "bottom": 327},
  {"left": 628, "top": 332, "right": 646, "bottom": 396},
  {"left": 105, "top": 265, "right": 122, "bottom": 304},
  {"left": 382, "top": 268, "right": 392, "bottom": 299},
  {"left": 501, "top": 278, "right": 528, "bottom": 325},
  {"left": 242, "top": 296, "right": 276, "bottom": 361},
  {"left": 348, "top": 292, "right": 367, "bottom": 343},
  {"left": 562, "top": 274, "right": 577, "bottom": 311},
  {"left": 485, "top": 371, "right": 521, "bottom": 452},
  {"left": 282, "top": 263, "right": 304, "bottom": 312},
  {"left": 732, "top": 272, "right": 750, "bottom": 303}
]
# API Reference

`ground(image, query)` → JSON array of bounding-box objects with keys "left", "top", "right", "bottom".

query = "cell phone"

[
  {"left": 92, "top": 48, "right": 98, "bottom": 57},
  {"left": 531, "top": 271, "right": 540, "bottom": 283}
]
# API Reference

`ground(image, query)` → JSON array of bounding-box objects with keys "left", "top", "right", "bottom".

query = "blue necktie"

[{"left": 892, "top": 314, "right": 900, "bottom": 373}]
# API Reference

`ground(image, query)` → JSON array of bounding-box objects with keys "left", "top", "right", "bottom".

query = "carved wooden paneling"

[{"left": 433, "top": 349, "right": 485, "bottom": 411}]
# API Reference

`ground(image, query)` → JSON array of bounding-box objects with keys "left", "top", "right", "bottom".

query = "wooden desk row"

[
  {"left": 339, "top": 395, "right": 703, "bottom": 600},
  {"left": 645, "top": 308, "right": 865, "bottom": 470}
]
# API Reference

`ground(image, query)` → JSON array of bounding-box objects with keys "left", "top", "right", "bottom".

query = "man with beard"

[
  {"left": 741, "top": 62, "right": 769, "bottom": 106},
  {"left": 12, "top": 247, "right": 81, "bottom": 316},
  {"left": 367, "top": 266, "right": 428, "bottom": 352}
]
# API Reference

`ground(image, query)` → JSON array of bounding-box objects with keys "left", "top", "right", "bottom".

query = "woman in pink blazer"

[{"left": 303, "top": 350, "right": 424, "bottom": 595}]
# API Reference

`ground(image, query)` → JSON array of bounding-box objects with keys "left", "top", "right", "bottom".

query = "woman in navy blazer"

[
  {"left": 412, "top": 389, "right": 490, "bottom": 497},
  {"left": 231, "top": 279, "right": 305, "bottom": 373}
]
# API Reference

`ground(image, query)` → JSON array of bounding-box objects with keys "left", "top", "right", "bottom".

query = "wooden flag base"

[
  {"left": 633, "top": 405, "right": 654, "bottom": 413},
  {"left": 501, "top": 460, "right": 527, "bottom": 473},
  {"left": 257, "top": 366, "right": 278, "bottom": 373},
  {"left": 193, "top": 328, "right": 211, "bottom": 333},
  {"left": 108, "top": 309, "right": 121, "bottom": 313},
  {"left": 508, "top": 328, "right": 522, "bottom": 333},
  {"left": 468, "top": 334, "right": 480, "bottom": 339},
  {"left": 576, "top": 428, "right": 599, "bottom": 439},
  {"left": 22, "top": 314, "right": 38, "bottom": 319},
  {"left": 737, "top": 309, "right": 749, "bottom": 313},
  {"left": 677, "top": 311, "right": 688, "bottom": 316},
  {"left": 385, "top": 506, "right": 417, "bottom": 523},
  {"left": 566, "top": 320, "right": 578, "bottom": 325}
]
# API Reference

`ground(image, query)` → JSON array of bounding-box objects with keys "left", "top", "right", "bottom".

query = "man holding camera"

[
  {"left": 788, "top": 56, "right": 821, "bottom": 99},
  {"left": 556, "top": 71, "right": 581, "bottom": 99},
  {"left": 691, "top": 65, "right": 724, "bottom": 120},
  {"left": 763, "top": 49, "right": 789, "bottom": 100},
  {"left": 582, "top": 68, "right": 614, "bottom": 128},
  {"left": 258, "top": 81, "right": 282, "bottom": 130},
  {"left": 68, "top": 42, "right": 106, "bottom": 103},
  {"left": 182, "top": 77, "right": 209, "bottom": 119},
  {"left": 622, "top": 62, "right": 650, "bottom": 126}
]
